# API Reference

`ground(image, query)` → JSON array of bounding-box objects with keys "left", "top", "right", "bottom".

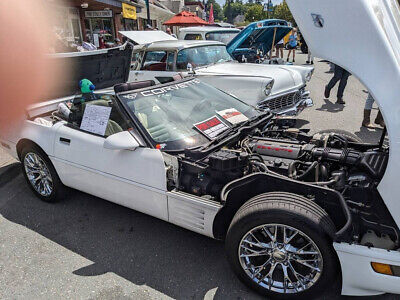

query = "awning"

[
  {"left": 119, "top": 30, "right": 177, "bottom": 44},
  {"left": 163, "top": 11, "right": 208, "bottom": 26}
]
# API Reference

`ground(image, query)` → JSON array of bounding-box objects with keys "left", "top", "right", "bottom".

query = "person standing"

[
  {"left": 362, "top": 93, "right": 385, "bottom": 128},
  {"left": 286, "top": 28, "right": 297, "bottom": 63},
  {"left": 306, "top": 51, "right": 314, "bottom": 64},
  {"left": 324, "top": 64, "right": 351, "bottom": 104},
  {"left": 275, "top": 38, "right": 284, "bottom": 58}
]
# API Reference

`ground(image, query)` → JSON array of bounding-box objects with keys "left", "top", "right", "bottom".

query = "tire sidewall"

[
  {"left": 21, "top": 146, "right": 62, "bottom": 202},
  {"left": 226, "top": 209, "right": 339, "bottom": 299}
]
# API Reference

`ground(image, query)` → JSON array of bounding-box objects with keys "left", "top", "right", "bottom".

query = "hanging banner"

[{"left": 122, "top": 3, "right": 137, "bottom": 20}]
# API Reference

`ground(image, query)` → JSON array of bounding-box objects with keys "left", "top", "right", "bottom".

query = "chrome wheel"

[
  {"left": 238, "top": 224, "right": 323, "bottom": 294},
  {"left": 23, "top": 152, "right": 53, "bottom": 197}
]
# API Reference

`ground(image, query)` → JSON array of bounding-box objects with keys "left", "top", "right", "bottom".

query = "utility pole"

[
  {"left": 146, "top": 0, "right": 151, "bottom": 26},
  {"left": 266, "top": 0, "right": 272, "bottom": 19}
]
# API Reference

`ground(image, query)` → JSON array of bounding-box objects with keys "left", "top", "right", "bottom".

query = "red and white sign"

[
  {"left": 217, "top": 108, "right": 248, "bottom": 125},
  {"left": 194, "top": 116, "right": 229, "bottom": 139}
]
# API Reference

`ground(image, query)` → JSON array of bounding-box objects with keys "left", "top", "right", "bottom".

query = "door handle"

[{"left": 59, "top": 137, "right": 70, "bottom": 145}]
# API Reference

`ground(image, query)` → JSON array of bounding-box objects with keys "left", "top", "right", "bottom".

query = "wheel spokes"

[{"left": 239, "top": 224, "right": 323, "bottom": 295}]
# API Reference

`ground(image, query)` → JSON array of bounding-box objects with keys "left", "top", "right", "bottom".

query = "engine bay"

[{"left": 165, "top": 115, "right": 398, "bottom": 250}]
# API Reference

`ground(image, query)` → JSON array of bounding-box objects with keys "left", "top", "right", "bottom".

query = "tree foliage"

[
  {"left": 273, "top": 1, "right": 296, "bottom": 26},
  {"left": 207, "top": 0, "right": 224, "bottom": 21},
  {"left": 244, "top": 4, "right": 265, "bottom": 22},
  {"left": 223, "top": 1, "right": 246, "bottom": 23}
]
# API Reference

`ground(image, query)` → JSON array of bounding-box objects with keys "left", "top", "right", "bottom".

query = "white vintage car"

[
  {"left": 178, "top": 26, "right": 241, "bottom": 43},
  {"left": 124, "top": 34, "right": 314, "bottom": 115},
  {"left": 1, "top": 0, "right": 400, "bottom": 298}
]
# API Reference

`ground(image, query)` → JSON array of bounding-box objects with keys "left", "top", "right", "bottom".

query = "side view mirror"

[{"left": 103, "top": 131, "right": 139, "bottom": 150}]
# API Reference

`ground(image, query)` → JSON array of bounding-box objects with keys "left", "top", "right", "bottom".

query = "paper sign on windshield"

[
  {"left": 217, "top": 108, "right": 248, "bottom": 124},
  {"left": 194, "top": 116, "right": 229, "bottom": 139},
  {"left": 80, "top": 105, "right": 112, "bottom": 136}
]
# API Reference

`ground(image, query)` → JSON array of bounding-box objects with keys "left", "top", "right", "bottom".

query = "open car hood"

[
  {"left": 226, "top": 19, "right": 292, "bottom": 55},
  {"left": 47, "top": 43, "right": 133, "bottom": 99},
  {"left": 119, "top": 30, "right": 177, "bottom": 44},
  {"left": 287, "top": 0, "right": 400, "bottom": 229}
]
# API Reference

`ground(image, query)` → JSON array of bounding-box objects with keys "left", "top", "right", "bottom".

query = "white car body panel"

[
  {"left": 334, "top": 242, "right": 400, "bottom": 296},
  {"left": 194, "top": 61, "right": 308, "bottom": 105},
  {"left": 119, "top": 30, "right": 177, "bottom": 44},
  {"left": 178, "top": 26, "right": 240, "bottom": 41},
  {"left": 52, "top": 124, "right": 168, "bottom": 220},
  {"left": 287, "top": 0, "right": 400, "bottom": 295},
  {"left": 167, "top": 191, "right": 222, "bottom": 238}
]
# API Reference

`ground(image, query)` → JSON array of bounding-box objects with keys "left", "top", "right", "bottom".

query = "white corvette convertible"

[{"left": 1, "top": 0, "right": 400, "bottom": 298}]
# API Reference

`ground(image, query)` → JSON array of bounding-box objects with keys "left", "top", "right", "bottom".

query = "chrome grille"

[{"left": 259, "top": 90, "right": 302, "bottom": 111}]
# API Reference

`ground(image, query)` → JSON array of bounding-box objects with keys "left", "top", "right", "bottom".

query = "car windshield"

[
  {"left": 205, "top": 31, "right": 239, "bottom": 44},
  {"left": 119, "top": 79, "right": 259, "bottom": 151},
  {"left": 176, "top": 45, "right": 233, "bottom": 70}
]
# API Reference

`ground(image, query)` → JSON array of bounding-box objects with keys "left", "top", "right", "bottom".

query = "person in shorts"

[
  {"left": 275, "top": 39, "right": 284, "bottom": 58},
  {"left": 286, "top": 28, "right": 298, "bottom": 63}
]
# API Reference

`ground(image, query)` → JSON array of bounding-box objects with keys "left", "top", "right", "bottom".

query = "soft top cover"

[{"left": 226, "top": 19, "right": 292, "bottom": 55}]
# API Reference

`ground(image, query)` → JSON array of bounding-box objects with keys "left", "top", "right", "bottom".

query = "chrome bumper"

[
  {"left": 257, "top": 89, "right": 313, "bottom": 116},
  {"left": 277, "top": 90, "right": 313, "bottom": 116}
]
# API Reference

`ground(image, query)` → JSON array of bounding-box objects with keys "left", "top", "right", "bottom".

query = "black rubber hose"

[{"left": 334, "top": 191, "right": 353, "bottom": 240}]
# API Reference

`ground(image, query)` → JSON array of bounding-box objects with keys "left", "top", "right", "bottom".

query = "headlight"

[
  {"left": 264, "top": 80, "right": 274, "bottom": 96},
  {"left": 305, "top": 69, "right": 314, "bottom": 82}
]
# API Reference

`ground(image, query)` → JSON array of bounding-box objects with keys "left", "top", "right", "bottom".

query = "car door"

[
  {"left": 51, "top": 99, "right": 168, "bottom": 221},
  {"left": 129, "top": 50, "right": 179, "bottom": 84}
]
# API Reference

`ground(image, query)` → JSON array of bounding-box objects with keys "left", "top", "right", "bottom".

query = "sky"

[{"left": 215, "top": 0, "right": 283, "bottom": 7}]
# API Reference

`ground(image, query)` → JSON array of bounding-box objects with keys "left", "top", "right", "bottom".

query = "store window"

[
  {"left": 50, "top": 6, "right": 82, "bottom": 49},
  {"left": 84, "top": 17, "right": 115, "bottom": 48}
]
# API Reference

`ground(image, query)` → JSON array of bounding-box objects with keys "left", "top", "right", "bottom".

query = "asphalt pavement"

[{"left": 0, "top": 51, "right": 394, "bottom": 300}]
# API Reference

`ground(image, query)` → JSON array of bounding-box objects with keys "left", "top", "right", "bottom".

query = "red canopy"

[{"left": 163, "top": 11, "right": 209, "bottom": 26}]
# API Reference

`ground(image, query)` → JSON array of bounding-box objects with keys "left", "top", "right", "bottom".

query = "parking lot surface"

[{"left": 0, "top": 52, "right": 396, "bottom": 299}]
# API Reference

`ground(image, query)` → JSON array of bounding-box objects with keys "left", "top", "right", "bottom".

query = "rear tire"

[
  {"left": 225, "top": 192, "right": 339, "bottom": 299},
  {"left": 21, "top": 145, "right": 65, "bottom": 202}
]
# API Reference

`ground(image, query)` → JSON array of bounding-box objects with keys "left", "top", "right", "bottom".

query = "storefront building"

[{"left": 49, "top": 0, "right": 142, "bottom": 49}]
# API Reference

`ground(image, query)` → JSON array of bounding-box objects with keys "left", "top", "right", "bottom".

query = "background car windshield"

[
  {"left": 205, "top": 31, "right": 239, "bottom": 44},
  {"left": 120, "top": 79, "right": 258, "bottom": 150},
  {"left": 176, "top": 46, "right": 233, "bottom": 70}
]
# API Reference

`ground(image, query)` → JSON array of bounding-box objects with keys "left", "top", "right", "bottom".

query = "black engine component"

[
  {"left": 209, "top": 150, "right": 249, "bottom": 171},
  {"left": 180, "top": 150, "right": 249, "bottom": 197},
  {"left": 312, "top": 147, "right": 361, "bottom": 166},
  {"left": 312, "top": 148, "right": 388, "bottom": 179}
]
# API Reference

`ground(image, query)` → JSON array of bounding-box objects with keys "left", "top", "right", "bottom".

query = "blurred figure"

[
  {"left": 324, "top": 64, "right": 351, "bottom": 104},
  {"left": 286, "top": 28, "right": 298, "bottom": 63},
  {"left": 306, "top": 51, "right": 314, "bottom": 64},
  {"left": 166, "top": 27, "right": 172, "bottom": 35},
  {"left": 362, "top": 93, "right": 385, "bottom": 128},
  {"left": 0, "top": 0, "right": 66, "bottom": 133},
  {"left": 275, "top": 38, "right": 284, "bottom": 58}
]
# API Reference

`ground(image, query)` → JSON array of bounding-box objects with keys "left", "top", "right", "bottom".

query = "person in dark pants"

[{"left": 324, "top": 64, "right": 351, "bottom": 104}]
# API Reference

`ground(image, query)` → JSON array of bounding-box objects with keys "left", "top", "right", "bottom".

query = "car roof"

[
  {"left": 136, "top": 39, "right": 225, "bottom": 51},
  {"left": 179, "top": 26, "right": 240, "bottom": 33}
]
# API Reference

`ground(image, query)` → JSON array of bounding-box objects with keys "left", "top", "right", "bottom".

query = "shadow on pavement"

[
  {"left": 316, "top": 99, "right": 345, "bottom": 113},
  {"left": 0, "top": 172, "right": 261, "bottom": 299},
  {"left": 0, "top": 162, "right": 20, "bottom": 188},
  {"left": 0, "top": 165, "right": 394, "bottom": 299}
]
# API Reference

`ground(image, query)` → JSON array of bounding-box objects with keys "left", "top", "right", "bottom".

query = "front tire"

[
  {"left": 225, "top": 192, "right": 339, "bottom": 299},
  {"left": 21, "top": 145, "right": 65, "bottom": 202}
]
